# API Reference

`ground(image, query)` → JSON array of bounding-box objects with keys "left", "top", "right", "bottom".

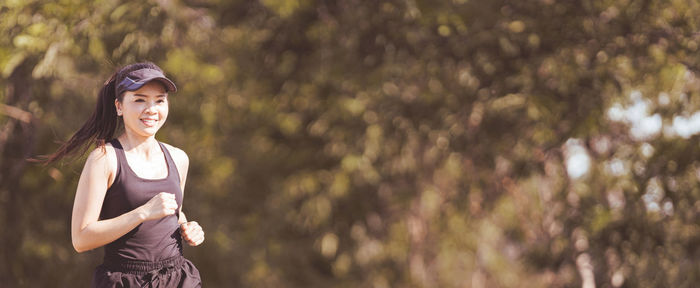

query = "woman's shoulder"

[
  {"left": 84, "top": 142, "right": 118, "bottom": 177},
  {"left": 160, "top": 142, "right": 189, "bottom": 165},
  {"left": 86, "top": 142, "right": 117, "bottom": 162}
]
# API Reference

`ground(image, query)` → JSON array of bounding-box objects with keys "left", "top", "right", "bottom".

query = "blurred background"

[{"left": 1, "top": 0, "right": 699, "bottom": 287}]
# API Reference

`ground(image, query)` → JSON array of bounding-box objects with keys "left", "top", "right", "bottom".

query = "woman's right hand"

[{"left": 139, "top": 192, "right": 178, "bottom": 221}]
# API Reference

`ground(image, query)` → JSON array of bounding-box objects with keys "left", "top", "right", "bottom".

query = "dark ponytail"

[{"left": 40, "top": 62, "right": 165, "bottom": 164}]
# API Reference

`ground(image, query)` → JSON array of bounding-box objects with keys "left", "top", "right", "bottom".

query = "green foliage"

[{"left": 1, "top": 0, "right": 699, "bottom": 287}]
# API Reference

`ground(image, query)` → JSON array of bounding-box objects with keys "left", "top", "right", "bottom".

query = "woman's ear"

[{"left": 115, "top": 99, "right": 123, "bottom": 116}]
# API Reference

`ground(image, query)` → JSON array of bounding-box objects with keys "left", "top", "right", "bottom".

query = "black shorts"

[{"left": 91, "top": 255, "right": 201, "bottom": 288}]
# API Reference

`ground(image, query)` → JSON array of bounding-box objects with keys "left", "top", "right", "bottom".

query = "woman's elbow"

[
  {"left": 72, "top": 239, "right": 87, "bottom": 253},
  {"left": 72, "top": 234, "right": 91, "bottom": 253}
]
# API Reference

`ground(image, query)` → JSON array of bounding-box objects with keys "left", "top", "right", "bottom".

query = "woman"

[{"left": 45, "top": 62, "right": 204, "bottom": 287}]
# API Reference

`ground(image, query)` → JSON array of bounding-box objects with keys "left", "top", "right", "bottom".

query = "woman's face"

[{"left": 116, "top": 81, "right": 169, "bottom": 138}]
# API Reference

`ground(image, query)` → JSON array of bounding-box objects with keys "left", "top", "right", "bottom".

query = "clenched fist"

[
  {"left": 139, "top": 192, "right": 178, "bottom": 221},
  {"left": 180, "top": 221, "right": 205, "bottom": 246}
]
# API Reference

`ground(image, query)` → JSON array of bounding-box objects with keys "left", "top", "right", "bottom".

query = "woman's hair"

[{"left": 41, "top": 62, "right": 165, "bottom": 164}]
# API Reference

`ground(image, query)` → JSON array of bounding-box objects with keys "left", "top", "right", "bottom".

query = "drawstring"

[{"left": 141, "top": 263, "right": 177, "bottom": 288}]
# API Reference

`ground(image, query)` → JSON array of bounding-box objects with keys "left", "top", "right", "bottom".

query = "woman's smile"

[{"left": 140, "top": 117, "right": 159, "bottom": 127}]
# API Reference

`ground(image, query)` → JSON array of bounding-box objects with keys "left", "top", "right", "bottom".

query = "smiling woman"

[{"left": 42, "top": 62, "right": 204, "bottom": 288}]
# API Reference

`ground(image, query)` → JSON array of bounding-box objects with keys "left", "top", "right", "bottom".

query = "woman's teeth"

[{"left": 141, "top": 119, "right": 157, "bottom": 126}]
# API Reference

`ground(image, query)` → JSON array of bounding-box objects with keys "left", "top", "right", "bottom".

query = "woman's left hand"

[{"left": 180, "top": 221, "right": 205, "bottom": 246}]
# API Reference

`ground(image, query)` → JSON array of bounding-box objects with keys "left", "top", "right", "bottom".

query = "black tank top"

[{"left": 100, "top": 139, "right": 183, "bottom": 263}]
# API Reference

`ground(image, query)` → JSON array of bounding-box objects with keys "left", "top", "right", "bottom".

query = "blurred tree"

[{"left": 1, "top": 0, "right": 699, "bottom": 287}]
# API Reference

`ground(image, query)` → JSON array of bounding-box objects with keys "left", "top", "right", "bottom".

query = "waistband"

[{"left": 103, "top": 255, "right": 185, "bottom": 275}]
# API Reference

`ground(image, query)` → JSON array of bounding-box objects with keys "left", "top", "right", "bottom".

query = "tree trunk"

[{"left": 0, "top": 60, "right": 36, "bottom": 286}]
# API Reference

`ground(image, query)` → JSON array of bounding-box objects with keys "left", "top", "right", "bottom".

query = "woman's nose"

[{"left": 145, "top": 102, "right": 158, "bottom": 113}]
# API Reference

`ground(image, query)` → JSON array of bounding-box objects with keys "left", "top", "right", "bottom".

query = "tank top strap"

[
  {"left": 109, "top": 138, "right": 127, "bottom": 175},
  {"left": 158, "top": 141, "right": 181, "bottom": 184}
]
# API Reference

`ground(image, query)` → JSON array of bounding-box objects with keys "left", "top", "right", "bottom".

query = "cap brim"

[
  {"left": 138, "top": 77, "right": 177, "bottom": 93},
  {"left": 117, "top": 68, "right": 178, "bottom": 96}
]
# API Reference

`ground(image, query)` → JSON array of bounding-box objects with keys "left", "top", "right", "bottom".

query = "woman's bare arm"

[
  {"left": 167, "top": 144, "right": 204, "bottom": 246},
  {"left": 165, "top": 144, "right": 190, "bottom": 225}
]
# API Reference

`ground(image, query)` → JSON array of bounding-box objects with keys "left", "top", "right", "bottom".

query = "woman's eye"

[
  {"left": 135, "top": 99, "right": 145, "bottom": 102},
  {"left": 157, "top": 100, "right": 165, "bottom": 103}
]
